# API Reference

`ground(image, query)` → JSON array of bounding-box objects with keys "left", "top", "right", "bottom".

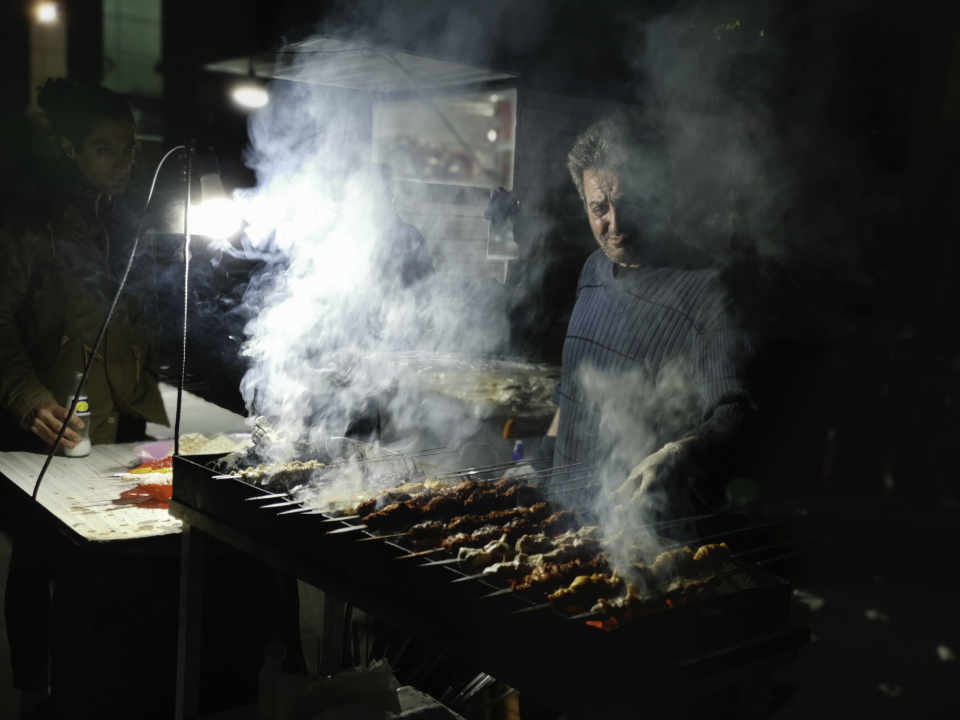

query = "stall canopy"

[{"left": 204, "top": 35, "right": 517, "bottom": 92}]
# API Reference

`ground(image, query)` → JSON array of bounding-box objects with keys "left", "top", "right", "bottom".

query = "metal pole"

[{"left": 174, "top": 142, "right": 194, "bottom": 457}]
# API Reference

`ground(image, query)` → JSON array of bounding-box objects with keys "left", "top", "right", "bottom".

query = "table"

[
  {"left": 0, "top": 444, "right": 186, "bottom": 718},
  {"left": 0, "top": 443, "right": 181, "bottom": 543},
  {"left": 0, "top": 443, "right": 181, "bottom": 718},
  {"left": 1, "top": 444, "right": 284, "bottom": 719}
]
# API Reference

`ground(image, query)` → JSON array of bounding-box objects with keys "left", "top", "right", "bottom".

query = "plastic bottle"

[{"left": 63, "top": 371, "right": 91, "bottom": 457}]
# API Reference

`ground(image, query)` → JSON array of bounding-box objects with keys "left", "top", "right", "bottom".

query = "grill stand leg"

[
  {"left": 317, "top": 592, "right": 347, "bottom": 675},
  {"left": 175, "top": 523, "right": 205, "bottom": 720}
]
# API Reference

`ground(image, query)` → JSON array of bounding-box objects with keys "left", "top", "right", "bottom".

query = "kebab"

[
  {"left": 349, "top": 477, "right": 463, "bottom": 516},
  {"left": 512, "top": 556, "right": 611, "bottom": 595},
  {"left": 410, "top": 509, "right": 581, "bottom": 561},
  {"left": 550, "top": 542, "right": 738, "bottom": 619},
  {"left": 392, "top": 502, "right": 554, "bottom": 550},
  {"left": 548, "top": 573, "right": 625, "bottom": 615},
  {"left": 346, "top": 475, "right": 527, "bottom": 517},
  {"left": 464, "top": 528, "right": 606, "bottom": 578},
  {"left": 234, "top": 459, "right": 326, "bottom": 485},
  {"left": 361, "top": 479, "right": 545, "bottom": 531}
]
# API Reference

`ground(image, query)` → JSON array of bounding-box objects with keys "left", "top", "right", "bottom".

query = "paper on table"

[{"left": 0, "top": 443, "right": 182, "bottom": 543}]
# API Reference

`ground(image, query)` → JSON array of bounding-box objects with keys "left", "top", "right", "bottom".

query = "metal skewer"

[
  {"left": 481, "top": 587, "right": 514, "bottom": 599},
  {"left": 326, "top": 524, "right": 369, "bottom": 535},
  {"left": 418, "top": 557, "right": 462, "bottom": 568},
  {"left": 357, "top": 532, "right": 409, "bottom": 543},
  {"left": 244, "top": 493, "right": 289, "bottom": 501},
  {"left": 277, "top": 506, "right": 313, "bottom": 516},
  {"left": 259, "top": 500, "right": 302, "bottom": 509},
  {"left": 395, "top": 548, "right": 444, "bottom": 559},
  {"left": 450, "top": 571, "right": 502, "bottom": 583}
]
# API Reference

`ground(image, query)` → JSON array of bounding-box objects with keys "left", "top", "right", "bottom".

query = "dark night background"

[{"left": 0, "top": 0, "right": 958, "bottom": 717}]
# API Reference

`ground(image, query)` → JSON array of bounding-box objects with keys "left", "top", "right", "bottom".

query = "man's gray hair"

[{"left": 567, "top": 113, "right": 666, "bottom": 202}]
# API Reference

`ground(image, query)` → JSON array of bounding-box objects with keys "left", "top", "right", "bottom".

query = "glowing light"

[
  {"left": 486, "top": 129, "right": 498, "bottom": 143},
  {"left": 489, "top": 94, "right": 500, "bottom": 103},
  {"left": 34, "top": 2, "right": 58, "bottom": 24},
  {"left": 231, "top": 83, "right": 269, "bottom": 110},
  {"left": 190, "top": 173, "right": 241, "bottom": 243},
  {"left": 191, "top": 198, "right": 242, "bottom": 243}
]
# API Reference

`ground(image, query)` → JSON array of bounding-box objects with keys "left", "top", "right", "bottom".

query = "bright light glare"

[
  {"left": 486, "top": 129, "right": 498, "bottom": 143},
  {"left": 35, "top": 2, "right": 58, "bottom": 24},
  {"left": 190, "top": 199, "right": 242, "bottom": 243},
  {"left": 231, "top": 84, "right": 269, "bottom": 110}
]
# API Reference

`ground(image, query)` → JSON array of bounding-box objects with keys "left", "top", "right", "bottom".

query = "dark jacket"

[{"left": 0, "top": 165, "right": 168, "bottom": 445}]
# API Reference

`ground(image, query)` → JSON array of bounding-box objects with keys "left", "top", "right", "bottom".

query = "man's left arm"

[
  {"left": 617, "top": 290, "right": 755, "bottom": 505},
  {"left": 685, "top": 315, "right": 755, "bottom": 474}
]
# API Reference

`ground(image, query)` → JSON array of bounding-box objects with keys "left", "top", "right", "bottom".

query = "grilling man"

[{"left": 544, "top": 114, "right": 754, "bottom": 518}]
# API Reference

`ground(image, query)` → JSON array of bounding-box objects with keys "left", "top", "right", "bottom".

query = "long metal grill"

[{"left": 172, "top": 447, "right": 805, "bottom": 715}]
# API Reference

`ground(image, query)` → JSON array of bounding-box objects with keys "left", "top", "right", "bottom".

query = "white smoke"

[
  {"left": 572, "top": 360, "right": 709, "bottom": 574},
  {"left": 234, "top": 53, "right": 513, "bottom": 465}
]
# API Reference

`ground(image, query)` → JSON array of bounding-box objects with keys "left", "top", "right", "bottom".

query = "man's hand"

[
  {"left": 613, "top": 437, "right": 698, "bottom": 508},
  {"left": 24, "top": 401, "right": 84, "bottom": 450}
]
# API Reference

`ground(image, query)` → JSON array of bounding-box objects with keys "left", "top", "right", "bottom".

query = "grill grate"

[{"left": 171, "top": 452, "right": 806, "bottom": 714}]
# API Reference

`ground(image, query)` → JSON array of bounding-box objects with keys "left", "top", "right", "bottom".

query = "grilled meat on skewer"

[
  {"left": 401, "top": 503, "right": 552, "bottom": 550},
  {"left": 354, "top": 490, "right": 415, "bottom": 517},
  {"left": 361, "top": 480, "right": 544, "bottom": 531},
  {"left": 691, "top": 542, "right": 734, "bottom": 575},
  {"left": 590, "top": 544, "right": 740, "bottom": 621},
  {"left": 591, "top": 583, "right": 650, "bottom": 619},
  {"left": 442, "top": 525, "right": 506, "bottom": 552},
  {"left": 457, "top": 538, "right": 514, "bottom": 571},
  {"left": 478, "top": 555, "right": 534, "bottom": 582},
  {"left": 403, "top": 520, "right": 450, "bottom": 548},
  {"left": 444, "top": 516, "right": 583, "bottom": 562},
  {"left": 447, "top": 502, "right": 551, "bottom": 533},
  {"left": 540, "top": 510, "right": 579, "bottom": 536},
  {"left": 515, "top": 532, "right": 554, "bottom": 555},
  {"left": 650, "top": 547, "right": 697, "bottom": 584},
  {"left": 549, "top": 573, "right": 625, "bottom": 615},
  {"left": 512, "top": 556, "right": 611, "bottom": 594},
  {"left": 479, "top": 538, "right": 605, "bottom": 582},
  {"left": 236, "top": 460, "right": 326, "bottom": 486},
  {"left": 363, "top": 501, "right": 423, "bottom": 531},
  {"left": 514, "top": 525, "right": 600, "bottom": 555}
]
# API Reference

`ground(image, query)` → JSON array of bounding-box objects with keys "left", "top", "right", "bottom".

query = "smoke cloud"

[{"left": 234, "top": 51, "right": 515, "bottom": 465}]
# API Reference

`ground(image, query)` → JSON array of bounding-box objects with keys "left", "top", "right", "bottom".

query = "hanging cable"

[
  {"left": 32, "top": 145, "right": 187, "bottom": 500},
  {"left": 174, "top": 143, "right": 194, "bottom": 457}
]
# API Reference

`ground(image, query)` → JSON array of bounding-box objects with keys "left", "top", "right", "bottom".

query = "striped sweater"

[{"left": 553, "top": 249, "right": 752, "bottom": 476}]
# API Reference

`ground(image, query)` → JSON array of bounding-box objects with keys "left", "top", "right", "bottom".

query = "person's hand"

[
  {"left": 24, "top": 401, "right": 84, "bottom": 450},
  {"left": 612, "top": 438, "right": 699, "bottom": 514}
]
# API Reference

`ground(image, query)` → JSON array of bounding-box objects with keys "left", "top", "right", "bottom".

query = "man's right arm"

[
  {"left": 546, "top": 408, "right": 559, "bottom": 437},
  {"left": 532, "top": 409, "right": 559, "bottom": 467},
  {"left": 0, "top": 229, "right": 81, "bottom": 447}
]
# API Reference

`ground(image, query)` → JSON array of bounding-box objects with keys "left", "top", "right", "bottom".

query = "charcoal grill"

[{"left": 171, "top": 453, "right": 807, "bottom": 717}]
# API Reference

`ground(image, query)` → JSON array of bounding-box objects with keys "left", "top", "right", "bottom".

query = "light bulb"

[
  {"left": 231, "top": 83, "right": 269, "bottom": 110},
  {"left": 35, "top": 2, "right": 58, "bottom": 24}
]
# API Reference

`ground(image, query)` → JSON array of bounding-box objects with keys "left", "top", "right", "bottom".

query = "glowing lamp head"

[
  {"left": 231, "top": 83, "right": 269, "bottom": 110},
  {"left": 190, "top": 173, "right": 242, "bottom": 243},
  {"left": 34, "top": 2, "right": 58, "bottom": 24}
]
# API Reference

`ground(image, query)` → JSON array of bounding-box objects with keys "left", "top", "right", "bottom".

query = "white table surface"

[{"left": 0, "top": 442, "right": 182, "bottom": 543}]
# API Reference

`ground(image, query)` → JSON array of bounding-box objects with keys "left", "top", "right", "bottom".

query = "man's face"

[
  {"left": 70, "top": 118, "right": 136, "bottom": 196},
  {"left": 582, "top": 163, "right": 669, "bottom": 266}
]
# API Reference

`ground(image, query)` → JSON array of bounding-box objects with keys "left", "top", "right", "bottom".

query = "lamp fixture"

[
  {"left": 231, "top": 59, "right": 269, "bottom": 110},
  {"left": 34, "top": 2, "right": 58, "bottom": 24}
]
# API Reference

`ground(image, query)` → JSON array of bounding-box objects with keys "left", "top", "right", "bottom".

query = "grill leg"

[
  {"left": 175, "top": 523, "right": 205, "bottom": 720},
  {"left": 317, "top": 592, "right": 347, "bottom": 675}
]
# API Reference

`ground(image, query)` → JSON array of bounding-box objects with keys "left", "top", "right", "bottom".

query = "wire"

[
  {"left": 32, "top": 145, "right": 187, "bottom": 500},
  {"left": 174, "top": 145, "right": 193, "bottom": 456}
]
